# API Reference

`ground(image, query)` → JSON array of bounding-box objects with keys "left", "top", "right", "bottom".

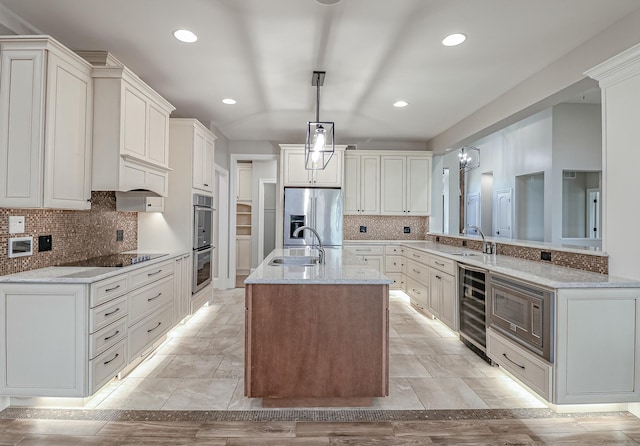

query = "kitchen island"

[{"left": 244, "top": 247, "right": 392, "bottom": 407}]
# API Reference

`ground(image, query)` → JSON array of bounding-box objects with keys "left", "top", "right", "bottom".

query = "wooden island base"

[{"left": 245, "top": 283, "right": 389, "bottom": 406}]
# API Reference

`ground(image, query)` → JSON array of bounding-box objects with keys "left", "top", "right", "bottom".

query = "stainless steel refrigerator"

[{"left": 283, "top": 187, "right": 343, "bottom": 247}]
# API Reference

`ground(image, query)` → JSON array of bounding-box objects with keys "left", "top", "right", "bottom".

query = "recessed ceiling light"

[
  {"left": 393, "top": 100, "right": 408, "bottom": 108},
  {"left": 173, "top": 29, "right": 198, "bottom": 43},
  {"left": 316, "top": 0, "right": 341, "bottom": 4},
  {"left": 442, "top": 33, "right": 466, "bottom": 47},
  {"left": 222, "top": 98, "right": 237, "bottom": 105}
]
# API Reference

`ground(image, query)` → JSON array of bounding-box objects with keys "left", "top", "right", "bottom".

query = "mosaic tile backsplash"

[
  {"left": 0, "top": 192, "right": 137, "bottom": 276},
  {"left": 344, "top": 215, "right": 428, "bottom": 240},
  {"left": 427, "top": 234, "right": 608, "bottom": 274}
]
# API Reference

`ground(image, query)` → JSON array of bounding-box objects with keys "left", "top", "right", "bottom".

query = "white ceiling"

[{"left": 1, "top": 0, "right": 638, "bottom": 149}]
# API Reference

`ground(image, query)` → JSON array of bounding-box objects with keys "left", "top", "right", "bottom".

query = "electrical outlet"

[
  {"left": 359, "top": 225, "right": 367, "bottom": 233},
  {"left": 116, "top": 229, "right": 124, "bottom": 242},
  {"left": 38, "top": 235, "right": 52, "bottom": 252},
  {"left": 8, "top": 216, "right": 25, "bottom": 234},
  {"left": 541, "top": 251, "right": 552, "bottom": 261},
  {"left": 403, "top": 226, "right": 410, "bottom": 234}
]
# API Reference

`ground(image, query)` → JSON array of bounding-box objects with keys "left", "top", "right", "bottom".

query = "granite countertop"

[
  {"left": 0, "top": 251, "right": 190, "bottom": 284},
  {"left": 345, "top": 239, "right": 640, "bottom": 289},
  {"left": 245, "top": 247, "right": 393, "bottom": 285}
]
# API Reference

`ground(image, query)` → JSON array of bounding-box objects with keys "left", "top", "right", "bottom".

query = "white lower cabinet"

[
  {"left": 343, "top": 244, "right": 384, "bottom": 273},
  {"left": 174, "top": 254, "right": 192, "bottom": 323},
  {"left": 427, "top": 254, "right": 457, "bottom": 331},
  {"left": 0, "top": 254, "right": 192, "bottom": 399}
]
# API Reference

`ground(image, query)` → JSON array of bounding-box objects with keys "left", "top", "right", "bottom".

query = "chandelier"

[{"left": 305, "top": 71, "right": 335, "bottom": 170}]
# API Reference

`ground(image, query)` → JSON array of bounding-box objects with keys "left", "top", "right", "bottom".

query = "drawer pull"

[
  {"left": 435, "top": 261, "right": 445, "bottom": 266},
  {"left": 147, "top": 269, "right": 163, "bottom": 277},
  {"left": 105, "top": 285, "right": 121, "bottom": 292},
  {"left": 104, "top": 308, "right": 120, "bottom": 317},
  {"left": 412, "top": 253, "right": 420, "bottom": 258},
  {"left": 412, "top": 289, "right": 421, "bottom": 295},
  {"left": 147, "top": 292, "right": 162, "bottom": 302},
  {"left": 436, "top": 275, "right": 441, "bottom": 279},
  {"left": 502, "top": 353, "right": 526, "bottom": 370},
  {"left": 104, "top": 330, "right": 120, "bottom": 341},
  {"left": 103, "top": 353, "right": 119, "bottom": 365},
  {"left": 147, "top": 322, "right": 162, "bottom": 333},
  {"left": 412, "top": 269, "right": 420, "bottom": 273},
  {"left": 355, "top": 249, "right": 371, "bottom": 252}
]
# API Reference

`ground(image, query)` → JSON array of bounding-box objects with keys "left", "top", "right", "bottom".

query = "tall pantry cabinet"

[{"left": 0, "top": 36, "right": 93, "bottom": 209}]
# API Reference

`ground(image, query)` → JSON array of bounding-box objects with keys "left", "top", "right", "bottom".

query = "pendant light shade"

[{"left": 305, "top": 71, "right": 335, "bottom": 170}]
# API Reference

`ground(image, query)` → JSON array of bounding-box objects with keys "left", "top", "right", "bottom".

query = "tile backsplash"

[
  {"left": 344, "top": 215, "right": 428, "bottom": 240},
  {"left": 0, "top": 192, "right": 137, "bottom": 276}
]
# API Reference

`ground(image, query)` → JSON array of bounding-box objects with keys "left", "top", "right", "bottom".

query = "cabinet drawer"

[
  {"left": 89, "top": 295, "right": 128, "bottom": 333},
  {"left": 128, "top": 259, "right": 174, "bottom": 290},
  {"left": 128, "top": 302, "right": 173, "bottom": 361},
  {"left": 406, "top": 259, "right": 429, "bottom": 283},
  {"left": 89, "top": 317, "right": 127, "bottom": 359},
  {"left": 406, "top": 276, "right": 429, "bottom": 307},
  {"left": 405, "top": 248, "right": 428, "bottom": 265},
  {"left": 90, "top": 275, "right": 128, "bottom": 307},
  {"left": 346, "top": 245, "right": 385, "bottom": 256},
  {"left": 90, "top": 339, "right": 127, "bottom": 393},
  {"left": 385, "top": 245, "right": 404, "bottom": 255},
  {"left": 487, "top": 328, "right": 552, "bottom": 400},
  {"left": 128, "top": 275, "right": 174, "bottom": 325},
  {"left": 385, "top": 255, "right": 404, "bottom": 273},
  {"left": 428, "top": 254, "right": 456, "bottom": 275},
  {"left": 386, "top": 273, "right": 404, "bottom": 290}
]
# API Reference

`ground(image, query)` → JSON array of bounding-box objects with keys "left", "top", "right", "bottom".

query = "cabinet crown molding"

[{"left": 585, "top": 42, "right": 640, "bottom": 87}]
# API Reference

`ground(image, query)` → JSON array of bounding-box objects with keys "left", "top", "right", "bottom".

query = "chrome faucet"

[
  {"left": 292, "top": 225, "right": 325, "bottom": 264},
  {"left": 463, "top": 225, "right": 494, "bottom": 254}
]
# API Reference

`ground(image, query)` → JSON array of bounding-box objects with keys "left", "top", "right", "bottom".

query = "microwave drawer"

[{"left": 487, "top": 328, "right": 551, "bottom": 400}]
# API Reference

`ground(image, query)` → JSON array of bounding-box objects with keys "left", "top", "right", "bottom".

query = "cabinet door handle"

[
  {"left": 204, "top": 183, "right": 209, "bottom": 187},
  {"left": 105, "top": 285, "right": 121, "bottom": 292},
  {"left": 412, "top": 253, "right": 420, "bottom": 258},
  {"left": 104, "top": 308, "right": 120, "bottom": 317},
  {"left": 412, "top": 269, "right": 420, "bottom": 273},
  {"left": 147, "top": 292, "right": 162, "bottom": 302},
  {"left": 412, "top": 289, "right": 421, "bottom": 295},
  {"left": 435, "top": 261, "right": 445, "bottom": 266},
  {"left": 502, "top": 353, "right": 526, "bottom": 370},
  {"left": 147, "top": 322, "right": 162, "bottom": 333},
  {"left": 147, "top": 269, "right": 163, "bottom": 277},
  {"left": 147, "top": 203, "right": 152, "bottom": 207},
  {"left": 104, "top": 330, "right": 120, "bottom": 341},
  {"left": 436, "top": 275, "right": 441, "bottom": 280},
  {"left": 103, "top": 353, "right": 119, "bottom": 366}
]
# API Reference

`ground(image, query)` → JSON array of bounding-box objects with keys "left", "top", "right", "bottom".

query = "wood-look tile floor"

[{"left": 2, "top": 289, "right": 640, "bottom": 444}]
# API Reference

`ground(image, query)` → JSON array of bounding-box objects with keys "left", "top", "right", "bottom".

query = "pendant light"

[{"left": 305, "top": 71, "right": 335, "bottom": 170}]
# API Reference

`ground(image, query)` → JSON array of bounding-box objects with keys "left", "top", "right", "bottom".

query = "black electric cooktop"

[{"left": 61, "top": 253, "right": 168, "bottom": 268}]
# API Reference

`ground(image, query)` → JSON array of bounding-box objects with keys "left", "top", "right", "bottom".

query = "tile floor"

[
  {"left": 2, "top": 288, "right": 640, "bottom": 444},
  {"left": 83, "top": 288, "right": 544, "bottom": 411}
]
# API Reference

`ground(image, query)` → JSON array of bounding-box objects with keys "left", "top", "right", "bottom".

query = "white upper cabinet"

[
  {"left": 344, "top": 153, "right": 380, "bottom": 215},
  {"left": 237, "top": 164, "right": 253, "bottom": 202},
  {"left": 169, "top": 118, "right": 216, "bottom": 194},
  {"left": 0, "top": 36, "right": 93, "bottom": 209},
  {"left": 192, "top": 124, "right": 216, "bottom": 193},
  {"left": 381, "top": 153, "right": 431, "bottom": 216},
  {"left": 281, "top": 145, "right": 344, "bottom": 187},
  {"left": 78, "top": 51, "right": 175, "bottom": 197}
]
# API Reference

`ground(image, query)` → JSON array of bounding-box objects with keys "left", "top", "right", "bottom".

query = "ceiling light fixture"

[
  {"left": 316, "top": 0, "right": 342, "bottom": 4},
  {"left": 305, "top": 71, "right": 335, "bottom": 170},
  {"left": 393, "top": 100, "right": 409, "bottom": 108},
  {"left": 173, "top": 29, "right": 198, "bottom": 43},
  {"left": 442, "top": 33, "right": 466, "bottom": 47},
  {"left": 222, "top": 98, "right": 237, "bottom": 105},
  {"left": 458, "top": 146, "right": 480, "bottom": 171}
]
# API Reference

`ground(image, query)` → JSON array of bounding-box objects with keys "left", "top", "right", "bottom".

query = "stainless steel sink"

[
  {"left": 451, "top": 252, "right": 481, "bottom": 257},
  {"left": 268, "top": 256, "right": 320, "bottom": 266}
]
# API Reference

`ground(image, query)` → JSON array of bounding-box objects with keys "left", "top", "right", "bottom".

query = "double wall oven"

[{"left": 193, "top": 194, "right": 214, "bottom": 294}]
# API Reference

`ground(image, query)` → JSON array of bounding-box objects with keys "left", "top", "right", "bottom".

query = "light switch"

[{"left": 9, "top": 216, "right": 25, "bottom": 234}]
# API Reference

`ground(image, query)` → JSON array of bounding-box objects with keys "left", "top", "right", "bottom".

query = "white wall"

[
  {"left": 250, "top": 160, "right": 277, "bottom": 267},
  {"left": 551, "top": 103, "right": 602, "bottom": 244},
  {"left": 587, "top": 43, "right": 640, "bottom": 279}
]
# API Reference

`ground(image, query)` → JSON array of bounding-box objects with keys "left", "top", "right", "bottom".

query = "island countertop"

[{"left": 245, "top": 247, "right": 393, "bottom": 285}]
